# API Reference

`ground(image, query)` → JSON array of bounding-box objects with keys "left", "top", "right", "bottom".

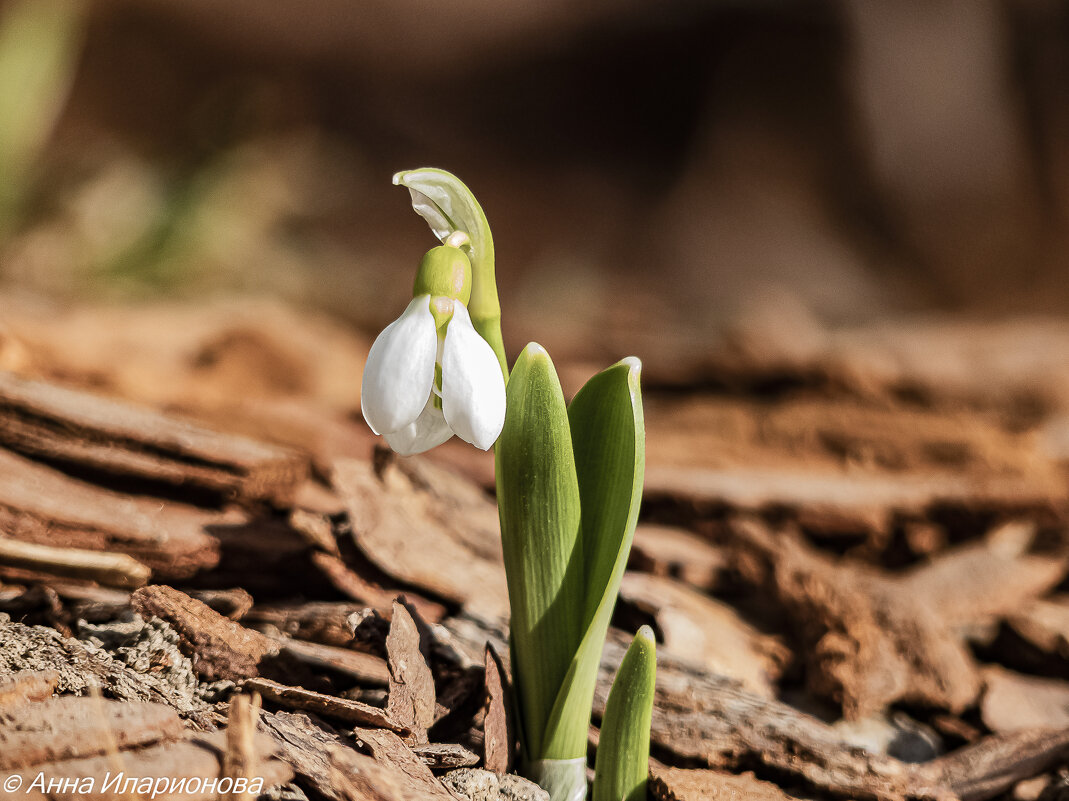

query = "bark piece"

[
  {"left": 619, "top": 572, "right": 788, "bottom": 697},
  {"left": 440, "top": 768, "right": 548, "bottom": 801},
  {"left": 6, "top": 728, "right": 291, "bottom": 801},
  {"left": 0, "top": 696, "right": 183, "bottom": 769},
  {"left": 306, "top": 551, "right": 447, "bottom": 623},
  {"left": 896, "top": 521, "right": 1067, "bottom": 628},
  {"left": 334, "top": 454, "right": 508, "bottom": 618},
  {"left": 643, "top": 397, "right": 1066, "bottom": 537},
  {"left": 189, "top": 588, "right": 254, "bottom": 620},
  {"left": 0, "top": 671, "right": 58, "bottom": 709},
  {"left": 918, "top": 728, "right": 1069, "bottom": 801},
  {"left": 290, "top": 508, "right": 341, "bottom": 555},
  {"left": 327, "top": 746, "right": 410, "bottom": 801},
  {"left": 0, "top": 448, "right": 223, "bottom": 579},
  {"left": 1007, "top": 596, "right": 1069, "bottom": 660},
  {"left": 132, "top": 585, "right": 278, "bottom": 682},
  {"left": 244, "top": 677, "right": 408, "bottom": 733},
  {"left": 248, "top": 601, "right": 378, "bottom": 648},
  {"left": 262, "top": 710, "right": 439, "bottom": 801},
  {"left": 0, "top": 536, "right": 151, "bottom": 589},
  {"left": 259, "top": 710, "right": 352, "bottom": 801},
  {"left": 630, "top": 524, "right": 726, "bottom": 590},
  {"left": 274, "top": 636, "right": 389, "bottom": 686},
  {"left": 0, "top": 614, "right": 197, "bottom": 710},
  {"left": 223, "top": 695, "right": 260, "bottom": 801},
  {"left": 0, "top": 370, "right": 308, "bottom": 504},
  {"left": 386, "top": 601, "right": 436, "bottom": 744},
  {"left": 410, "top": 743, "right": 480, "bottom": 770},
  {"left": 729, "top": 516, "right": 980, "bottom": 718},
  {"left": 981, "top": 667, "right": 1069, "bottom": 733},
  {"left": 650, "top": 767, "right": 800, "bottom": 801},
  {"left": 482, "top": 644, "right": 514, "bottom": 775},
  {"left": 352, "top": 727, "right": 463, "bottom": 800}
]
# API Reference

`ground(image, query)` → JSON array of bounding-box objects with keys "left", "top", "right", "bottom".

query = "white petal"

[
  {"left": 360, "top": 295, "right": 437, "bottom": 436},
  {"left": 384, "top": 397, "right": 454, "bottom": 455},
  {"left": 441, "top": 303, "right": 506, "bottom": 450}
]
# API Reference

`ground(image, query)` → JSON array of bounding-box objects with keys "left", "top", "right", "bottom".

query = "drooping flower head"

[{"left": 361, "top": 233, "right": 506, "bottom": 455}]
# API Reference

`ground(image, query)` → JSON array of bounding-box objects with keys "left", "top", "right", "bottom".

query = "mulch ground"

[{"left": 2, "top": 295, "right": 1069, "bottom": 801}]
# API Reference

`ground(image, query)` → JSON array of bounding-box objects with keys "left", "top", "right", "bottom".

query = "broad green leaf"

[
  {"left": 393, "top": 168, "right": 507, "bottom": 380},
  {"left": 592, "top": 626, "right": 656, "bottom": 801},
  {"left": 540, "top": 357, "right": 645, "bottom": 760},
  {"left": 496, "top": 342, "right": 585, "bottom": 759}
]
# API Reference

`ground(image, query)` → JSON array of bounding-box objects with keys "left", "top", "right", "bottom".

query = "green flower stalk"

[{"left": 369, "top": 168, "right": 653, "bottom": 801}]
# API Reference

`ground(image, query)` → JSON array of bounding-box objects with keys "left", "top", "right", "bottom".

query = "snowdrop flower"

[{"left": 361, "top": 237, "right": 506, "bottom": 455}]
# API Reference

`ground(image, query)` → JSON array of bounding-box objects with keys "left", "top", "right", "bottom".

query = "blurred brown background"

[{"left": 2, "top": 0, "right": 1069, "bottom": 380}]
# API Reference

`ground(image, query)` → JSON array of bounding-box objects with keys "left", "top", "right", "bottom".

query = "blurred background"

[{"left": 2, "top": 0, "right": 1069, "bottom": 390}]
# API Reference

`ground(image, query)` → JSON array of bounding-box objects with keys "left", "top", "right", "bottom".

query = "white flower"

[{"left": 361, "top": 294, "right": 506, "bottom": 455}]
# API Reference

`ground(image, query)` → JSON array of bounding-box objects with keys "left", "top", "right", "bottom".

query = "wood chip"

[
  {"left": 650, "top": 767, "right": 800, "bottom": 801},
  {"left": 0, "top": 614, "right": 201, "bottom": 712},
  {"left": 0, "top": 448, "right": 224, "bottom": 579},
  {"left": 273, "top": 636, "right": 389, "bottom": 687},
  {"left": 981, "top": 667, "right": 1069, "bottom": 733},
  {"left": 352, "top": 727, "right": 463, "bottom": 800},
  {"left": 0, "top": 696, "right": 183, "bottom": 770},
  {"left": 248, "top": 601, "right": 378, "bottom": 648},
  {"left": 918, "top": 728, "right": 1069, "bottom": 801},
  {"left": 0, "top": 536, "right": 151, "bottom": 589},
  {"left": 327, "top": 746, "right": 411, "bottom": 801},
  {"left": 0, "top": 370, "right": 309, "bottom": 504},
  {"left": 0, "top": 671, "right": 58, "bottom": 709},
  {"left": 1007, "top": 595, "right": 1069, "bottom": 660},
  {"left": 643, "top": 397, "right": 1066, "bottom": 538},
  {"left": 131, "top": 585, "right": 278, "bottom": 682},
  {"left": 223, "top": 694, "right": 260, "bottom": 801},
  {"left": 334, "top": 454, "right": 509, "bottom": 618},
  {"left": 290, "top": 508, "right": 340, "bottom": 555},
  {"left": 619, "top": 572, "right": 788, "bottom": 697},
  {"left": 189, "top": 587, "right": 254, "bottom": 620},
  {"left": 630, "top": 524, "right": 726, "bottom": 590},
  {"left": 5, "top": 728, "right": 291, "bottom": 801},
  {"left": 259, "top": 710, "right": 353, "bottom": 801},
  {"left": 483, "top": 644, "right": 514, "bottom": 775},
  {"left": 896, "top": 521, "right": 1067, "bottom": 627},
  {"left": 728, "top": 516, "right": 980, "bottom": 718},
  {"left": 307, "top": 550, "right": 402, "bottom": 609},
  {"left": 386, "top": 601, "right": 436, "bottom": 744},
  {"left": 244, "top": 677, "right": 409, "bottom": 733},
  {"left": 410, "top": 743, "right": 480, "bottom": 770},
  {"left": 262, "top": 710, "right": 449, "bottom": 801}
]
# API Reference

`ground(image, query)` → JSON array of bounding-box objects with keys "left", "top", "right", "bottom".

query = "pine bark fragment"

[{"left": 0, "top": 371, "right": 309, "bottom": 504}]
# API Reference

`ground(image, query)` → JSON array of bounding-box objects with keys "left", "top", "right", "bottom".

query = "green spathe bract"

[
  {"left": 592, "top": 626, "right": 657, "bottom": 801},
  {"left": 393, "top": 168, "right": 507, "bottom": 382}
]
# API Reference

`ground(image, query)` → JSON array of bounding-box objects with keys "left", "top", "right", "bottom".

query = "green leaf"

[
  {"left": 393, "top": 168, "right": 507, "bottom": 380},
  {"left": 496, "top": 342, "right": 585, "bottom": 760},
  {"left": 540, "top": 357, "right": 645, "bottom": 760},
  {"left": 592, "top": 626, "right": 657, "bottom": 801}
]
